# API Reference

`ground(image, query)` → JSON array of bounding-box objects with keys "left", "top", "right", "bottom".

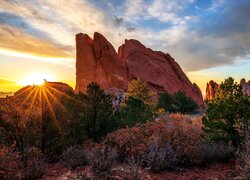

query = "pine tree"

[{"left": 202, "top": 77, "right": 250, "bottom": 147}]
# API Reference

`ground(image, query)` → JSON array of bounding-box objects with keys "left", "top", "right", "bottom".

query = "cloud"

[
  {"left": 0, "top": 78, "right": 21, "bottom": 92},
  {"left": 113, "top": 17, "right": 124, "bottom": 26},
  {"left": 127, "top": 27, "right": 136, "bottom": 32},
  {"left": 0, "top": 0, "right": 249, "bottom": 73},
  {"left": 0, "top": 25, "right": 73, "bottom": 58}
]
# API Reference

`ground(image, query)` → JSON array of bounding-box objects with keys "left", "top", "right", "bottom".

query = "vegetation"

[
  {"left": 0, "top": 77, "right": 249, "bottom": 179},
  {"left": 157, "top": 91, "right": 199, "bottom": 114},
  {"left": 115, "top": 96, "right": 153, "bottom": 128},
  {"left": 202, "top": 77, "right": 250, "bottom": 147},
  {"left": 127, "top": 78, "right": 156, "bottom": 109}
]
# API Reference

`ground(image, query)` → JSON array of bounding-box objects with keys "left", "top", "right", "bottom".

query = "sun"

[{"left": 18, "top": 73, "right": 56, "bottom": 86}]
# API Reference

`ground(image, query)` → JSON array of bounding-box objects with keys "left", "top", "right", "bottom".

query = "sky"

[{"left": 0, "top": 0, "right": 250, "bottom": 94}]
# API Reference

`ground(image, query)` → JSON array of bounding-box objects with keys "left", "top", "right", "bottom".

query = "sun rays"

[{"left": 10, "top": 82, "right": 74, "bottom": 132}]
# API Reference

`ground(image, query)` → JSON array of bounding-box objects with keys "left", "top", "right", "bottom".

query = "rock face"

[
  {"left": 240, "top": 79, "right": 250, "bottom": 96},
  {"left": 75, "top": 32, "right": 203, "bottom": 105},
  {"left": 205, "top": 80, "right": 219, "bottom": 101}
]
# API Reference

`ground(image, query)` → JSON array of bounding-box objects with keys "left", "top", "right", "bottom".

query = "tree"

[
  {"left": 116, "top": 96, "right": 153, "bottom": 128},
  {"left": 172, "top": 91, "right": 198, "bottom": 114},
  {"left": 56, "top": 92, "right": 88, "bottom": 146},
  {"left": 202, "top": 77, "right": 250, "bottom": 147},
  {"left": 157, "top": 91, "right": 198, "bottom": 114},
  {"left": 127, "top": 78, "right": 156, "bottom": 110},
  {"left": 85, "top": 82, "right": 117, "bottom": 141}
]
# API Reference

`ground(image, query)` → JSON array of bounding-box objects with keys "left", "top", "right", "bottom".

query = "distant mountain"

[{"left": 75, "top": 32, "right": 203, "bottom": 104}]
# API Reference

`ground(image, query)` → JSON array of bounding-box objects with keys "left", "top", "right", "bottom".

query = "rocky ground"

[{"left": 41, "top": 161, "right": 235, "bottom": 180}]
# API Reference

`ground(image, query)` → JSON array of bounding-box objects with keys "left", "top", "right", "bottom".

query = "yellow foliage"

[{"left": 127, "top": 78, "right": 156, "bottom": 109}]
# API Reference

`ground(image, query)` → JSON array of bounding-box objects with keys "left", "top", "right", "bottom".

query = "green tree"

[
  {"left": 85, "top": 82, "right": 117, "bottom": 141},
  {"left": 157, "top": 91, "right": 198, "bottom": 114},
  {"left": 117, "top": 96, "right": 153, "bottom": 128},
  {"left": 202, "top": 77, "right": 250, "bottom": 147},
  {"left": 57, "top": 92, "right": 88, "bottom": 146},
  {"left": 172, "top": 91, "right": 198, "bottom": 114}
]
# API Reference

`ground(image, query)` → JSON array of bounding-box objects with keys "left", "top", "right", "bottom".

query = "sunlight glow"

[
  {"left": 18, "top": 73, "right": 56, "bottom": 86},
  {"left": 0, "top": 48, "right": 74, "bottom": 67}
]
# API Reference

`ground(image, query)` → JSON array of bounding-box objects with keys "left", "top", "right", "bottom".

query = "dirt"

[{"left": 41, "top": 161, "right": 235, "bottom": 180}]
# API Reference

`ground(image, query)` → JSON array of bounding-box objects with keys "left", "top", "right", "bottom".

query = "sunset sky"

[{"left": 0, "top": 0, "right": 249, "bottom": 94}]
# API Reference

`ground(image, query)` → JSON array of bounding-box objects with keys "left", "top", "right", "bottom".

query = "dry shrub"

[
  {"left": 22, "top": 147, "right": 47, "bottom": 180},
  {"left": 86, "top": 143, "right": 117, "bottom": 176},
  {"left": 106, "top": 114, "right": 201, "bottom": 162},
  {"left": 105, "top": 120, "right": 169, "bottom": 160},
  {"left": 144, "top": 134, "right": 178, "bottom": 172},
  {"left": 192, "top": 141, "right": 235, "bottom": 165},
  {"left": 113, "top": 157, "right": 143, "bottom": 180},
  {"left": 0, "top": 145, "right": 22, "bottom": 180},
  {"left": 61, "top": 146, "right": 87, "bottom": 169},
  {"left": 105, "top": 113, "right": 234, "bottom": 170},
  {"left": 235, "top": 123, "right": 250, "bottom": 179}
]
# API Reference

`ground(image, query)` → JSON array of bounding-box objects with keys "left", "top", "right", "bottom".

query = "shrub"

[
  {"left": 86, "top": 143, "right": 117, "bottom": 176},
  {"left": 105, "top": 114, "right": 200, "bottom": 163},
  {"left": 61, "top": 146, "right": 87, "bottom": 169},
  {"left": 235, "top": 122, "right": 250, "bottom": 179},
  {"left": 0, "top": 145, "right": 21, "bottom": 180},
  {"left": 144, "top": 135, "right": 178, "bottom": 172},
  {"left": 22, "top": 147, "right": 47, "bottom": 180},
  {"left": 191, "top": 141, "right": 235, "bottom": 165},
  {"left": 105, "top": 120, "right": 170, "bottom": 160},
  {"left": 106, "top": 113, "right": 234, "bottom": 169}
]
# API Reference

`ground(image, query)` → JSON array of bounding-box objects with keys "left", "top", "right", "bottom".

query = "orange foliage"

[{"left": 105, "top": 113, "right": 204, "bottom": 163}]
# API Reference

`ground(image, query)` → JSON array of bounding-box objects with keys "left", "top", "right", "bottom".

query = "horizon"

[{"left": 0, "top": 0, "right": 250, "bottom": 94}]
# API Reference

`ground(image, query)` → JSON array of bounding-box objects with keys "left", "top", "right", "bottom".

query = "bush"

[
  {"left": 105, "top": 120, "right": 169, "bottom": 160},
  {"left": 86, "top": 143, "right": 117, "bottom": 176},
  {"left": 191, "top": 141, "right": 235, "bottom": 165},
  {"left": 22, "top": 147, "right": 47, "bottom": 180},
  {"left": 144, "top": 135, "right": 178, "bottom": 172},
  {"left": 106, "top": 113, "right": 235, "bottom": 169},
  {"left": 235, "top": 122, "right": 250, "bottom": 179},
  {"left": 61, "top": 146, "right": 87, "bottom": 169},
  {"left": 0, "top": 145, "right": 21, "bottom": 180}
]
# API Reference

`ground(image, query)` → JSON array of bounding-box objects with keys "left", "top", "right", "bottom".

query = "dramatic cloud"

[{"left": 0, "top": 0, "right": 249, "bottom": 72}]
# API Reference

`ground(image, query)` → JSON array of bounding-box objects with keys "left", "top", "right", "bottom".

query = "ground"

[{"left": 41, "top": 161, "right": 235, "bottom": 180}]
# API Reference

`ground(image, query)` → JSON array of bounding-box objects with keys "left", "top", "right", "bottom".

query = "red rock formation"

[
  {"left": 75, "top": 32, "right": 203, "bottom": 104},
  {"left": 240, "top": 78, "right": 250, "bottom": 96},
  {"left": 206, "top": 78, "right": 250, "bottom": 101},
  {"left": 205, "top": 80, "right": 219, "bottom": 101}
]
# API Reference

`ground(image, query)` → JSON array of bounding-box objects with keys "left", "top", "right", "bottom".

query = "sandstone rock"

[
  {"left": 205, "top": 78, "right": 250, "bottom": 101},
  {"left": 205, "top": 80, "right": 219, "bottom": 101},
  {"left": 240, "top": 78, "right": 250, "bottom": 96},
  {"left": 75, "top": 32, "right": 203, "bottom": 105}
]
